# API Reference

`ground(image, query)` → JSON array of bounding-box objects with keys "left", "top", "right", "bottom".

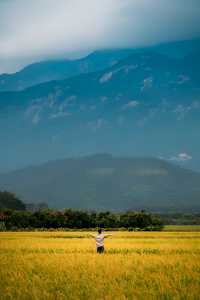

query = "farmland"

[{"left": 1, "top": 230, "right": 200, "bottom": 300}]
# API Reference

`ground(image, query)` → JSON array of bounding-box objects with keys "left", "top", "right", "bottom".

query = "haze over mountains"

[
  {"left": 0, "top": 38, "right": 199, "bottom": 211},
  {"left": 0, "top": 154, "right": 200, "bottom": 212},
  {"left": 1, "top": 39, "right": 200, "bottom": 92},
  {"left": 0, "top": 49, "right": 134, "bottom": 92},
  {"left": 0, "top": 39, "right": 199, "bottom": 172}
]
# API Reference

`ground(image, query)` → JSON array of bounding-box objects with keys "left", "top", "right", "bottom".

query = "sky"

[{"left": 0, "top": 0, "right": 200, "bottom": 73}]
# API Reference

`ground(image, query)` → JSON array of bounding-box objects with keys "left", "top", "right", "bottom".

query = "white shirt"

[{"left": 95, "top": 233, "right": 105, "bottom": 247}]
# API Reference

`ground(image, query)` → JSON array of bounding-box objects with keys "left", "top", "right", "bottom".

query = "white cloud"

[
  {"left": 50, "top": 111, "right": 71, "bottom": 119},
  {"left": 173, "top": 101, "right": 200, "bottom": 120},
  {"left": 122, "top": 100, "right": 139, "bottom": 110},
  {"left": 99, "top": 72, "right": 113, "bottom": 84},
  {"left": 169, "top": 153, "right": 192, "bottom": 162},
  {"left": 87, "top": 118, "right": 109, "bottom": 131},
  {"left": 141, "top": 77, "right": 153, "bottom": 92},
  {"left": 0, "top": 0, "right": 200, "bottom": 73},
  {"left": 173, "top": 104, "right": 190, "bottom": 120},
  {"left": 25, "top": 103, "right": 43, "bottom": 124}
]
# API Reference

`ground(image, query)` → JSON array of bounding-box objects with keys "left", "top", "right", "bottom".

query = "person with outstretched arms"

[{"left": 90, "top": 228, "right": 112, "bottom": 253}]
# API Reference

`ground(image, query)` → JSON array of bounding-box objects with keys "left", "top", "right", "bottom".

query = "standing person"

[{"left": 90, "top": 228, "right": 112, "bottom": 253}]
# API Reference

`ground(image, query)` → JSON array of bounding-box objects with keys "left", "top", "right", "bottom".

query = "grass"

[
  {"left": 0, "top": 230, "right": 200, "bottom": 300},
  {"left": 164, "top": 225, "right": 200, "bottom": 232}
]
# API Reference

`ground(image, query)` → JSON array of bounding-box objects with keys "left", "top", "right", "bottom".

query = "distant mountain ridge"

[
  {"left": 0, "top": 38, "right": 199, "bottom": 172},
  {"left": 0, "top": 154, "right": 200, "bottom": 212},
  {"left": 0, "top": 38, "right": 199, "bottom": 92},
  {"left": 1, "top": 50, "right": 199, "bottom": 108},
  {"left": 0, "top": 49, "right": 134, "bottom": 91}
]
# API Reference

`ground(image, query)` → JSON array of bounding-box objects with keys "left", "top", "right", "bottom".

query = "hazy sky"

[{"left": 0, "top": 0, "right": 200, "bottom": 73}]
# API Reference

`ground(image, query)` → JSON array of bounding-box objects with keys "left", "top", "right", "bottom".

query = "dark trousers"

[{"left": 97, "top": 246, "right": 104, "bottom": 253}]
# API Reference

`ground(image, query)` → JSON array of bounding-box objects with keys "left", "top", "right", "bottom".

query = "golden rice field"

[{"left": 1, "top": 230, "right": 200, "bottom": 300}]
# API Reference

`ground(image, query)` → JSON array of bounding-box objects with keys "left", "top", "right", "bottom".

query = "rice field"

[{"left": 1, "top": 230, "right": 200, "bottom": 300}]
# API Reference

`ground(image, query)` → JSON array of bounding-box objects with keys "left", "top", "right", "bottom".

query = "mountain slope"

[
  {"left": 0, "top": 51, "right": 198, "bottom": 109},
  {"left": 0, "top": 155, "right": 200, "bottom": 211},
  {"left": 0, "top": 49, "right": 199, "bottom": 171},
  {"left": 0, "top": 49, "right": 134, "bottom": 91},
  {"left": 1, "top": 38, "right": 199, "bottom": 92}
]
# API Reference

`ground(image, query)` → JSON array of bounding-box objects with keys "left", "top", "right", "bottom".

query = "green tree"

[{"left": 0, "top": 191, "right": 26, "bottom": 210}]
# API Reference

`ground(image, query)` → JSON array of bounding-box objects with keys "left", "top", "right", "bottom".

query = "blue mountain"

[
  {"left": 0, "top": 154, "right": 200, "bottom": 211},
  {"left": 0, "top": 49, "right": 134, "bottom": 91},
  {"left": 0, "top": 58, "right": 199, "bottom": 171},
  {"left": 1, "top": 38, "right": 199, "bottom": 92},
  {"left": 0, "top": 39, "right": 199, "bottom": 172}
]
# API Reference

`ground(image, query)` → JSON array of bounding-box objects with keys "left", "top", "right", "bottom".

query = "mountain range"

[
  {"left": 1, "top": 38, "right": 200, "bottom": 92},
  {"left": 0, "top": 38, "right": 199, "bottom": 211},
  {"left": 0, "top": 154, "right": 200, "bottom": 212},
  {"left": 0, "top": 39, "right": 200, "bottom": 172},
  {"left": 0, "top": 49, "right": 135, "bottom": 92}
]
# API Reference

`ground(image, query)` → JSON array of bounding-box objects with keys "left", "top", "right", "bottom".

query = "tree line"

[
  {"left": 0, "top": 191, "right": 26, "bottom": 210},
  {"left": 0, "top": 190, "right": 163, "bottom": 230},
  {"left": 0, "top": 209, "right": 163, "bottom": 231},
  {"left": 1, "top": 190, "right": 200, "bottom": 230}
]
